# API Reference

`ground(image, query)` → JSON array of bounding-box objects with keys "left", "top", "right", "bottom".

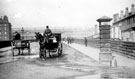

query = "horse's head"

[
  {"left": 35, "top": 32, "right": 43, "bottom": 42},
  {"left": 35, "top": 32, "right": 39, "bottom": 41}
]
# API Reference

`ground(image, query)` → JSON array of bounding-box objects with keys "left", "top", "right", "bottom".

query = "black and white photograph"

[{"left": 0, "top": 0, "right": 135, "bottom": 79}]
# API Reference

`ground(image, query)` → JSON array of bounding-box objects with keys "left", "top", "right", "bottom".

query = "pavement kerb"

[
  {"left": 63, "top": 42, "right": 99, "bottom": 59},
  {"left": 63, "top": 42, "right": 135, "bottom": 68},
  {"left": 62, "top": 42, "right": 108, "bottom": 67},
  {"left": 63, "top": 43, "right": 98, "bottom": 62}
]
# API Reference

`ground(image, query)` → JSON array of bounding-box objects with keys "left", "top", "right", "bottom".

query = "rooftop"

[
  {"left": 97, "top": 16, "right": 112, "bottom": 22},
  {"left": 113, "top": 13, "right": 135, "bottom": 24},
  {"left": 0, "top": 15, "right": 9, "bottom": 24}
]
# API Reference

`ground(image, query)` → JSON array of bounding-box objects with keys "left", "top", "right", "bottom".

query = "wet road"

[{"left": 0, "top": 42, "right": 135, "bottom": 79}]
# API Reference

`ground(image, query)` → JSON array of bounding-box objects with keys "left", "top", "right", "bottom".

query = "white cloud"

[
  {"left": 6, "top": 0, "right": 16, "bottom": 2},
  {"left": 14, "top": 12, "right": 22, "bottom": 18},
  {"left": 2, "top": 0, "right": 135, "bottom": 28}
]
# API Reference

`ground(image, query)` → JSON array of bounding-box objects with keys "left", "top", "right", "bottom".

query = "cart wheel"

[
  {"left": 60, "top": 49, "right": 62, "bottom": 56},
  {"left": 59, "top": 44, "right": 63, "bottom": 56},
  {"left": 58, "top": 48, "right": 60, "bottom": 57},
  {"left": 59, "top": 49, "right": 62, "bottom": 56},
  {"left": 58, "top": 48, "right": 62, "bottom": 57},
  {"left": 12, "top": 48, "right": 14, "bottom": 56}
]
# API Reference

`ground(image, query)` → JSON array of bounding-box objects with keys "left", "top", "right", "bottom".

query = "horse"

[{"left": 35, "top": 32, "right": 52, "bottom": 59}]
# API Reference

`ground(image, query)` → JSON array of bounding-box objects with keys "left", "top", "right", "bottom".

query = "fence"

[
  {"left": 74, "top": 38, "right": 135, "bottom": 59},
  {"left": 110, "top": 40, "right": 135, "bottom": 59}
]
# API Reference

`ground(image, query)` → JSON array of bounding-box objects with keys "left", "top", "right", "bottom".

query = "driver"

[
  {"left": 43, "top": 26, "right": 52, "bottom": 37},
  {"left": 43, "top": 26, "right": 52, "bottom": 42}
]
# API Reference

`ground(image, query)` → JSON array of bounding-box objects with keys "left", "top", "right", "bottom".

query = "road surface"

[{"left": 0, "top": 42, "right": 135, "bottom": 79}]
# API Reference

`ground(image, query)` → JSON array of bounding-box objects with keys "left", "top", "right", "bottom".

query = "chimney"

[
  {"left": 125, "top": 7, "right": 129, "bottom": 17},
  {"left": 113, "top": 13, "right": 119, "bottom": 22},
  {"left": 0, "top": 16, "right": 2, "bottom": 20},
  {"left": 120, "top": 10, "right": 124, "bottom": 19},
  {"left": 3, "top": 15, "right": 8, "bottom": 21},
  {"left": 1, "top": 16, "right": 3, "bottom": 20},
  {"left": 131, "top": 4, "right": 135, "bottom": 14},
  {"left": 113, "top": 14, "right": 117, "bottom": 22},
  {"left": 116, "top": 13, "right": 119, "bottom": 21}
]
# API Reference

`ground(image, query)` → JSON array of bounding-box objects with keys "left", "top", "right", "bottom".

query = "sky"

[{"left": 0, "top": 0, "right": 135, "bottom": 29}]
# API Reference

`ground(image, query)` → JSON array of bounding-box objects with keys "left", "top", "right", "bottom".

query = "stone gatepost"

[{"left": 97, "top": 16, "right": 113, "bottom": 66}]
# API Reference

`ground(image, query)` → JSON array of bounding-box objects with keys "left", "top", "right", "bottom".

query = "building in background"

[
  {"left": 0, "top": 15, "right": 12, "bottom": 41},
  {"left": 112, "top": 4, "right": 135, "bottom": 41}
]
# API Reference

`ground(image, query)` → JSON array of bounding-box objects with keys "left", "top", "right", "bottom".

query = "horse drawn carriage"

[
  {"left": 11, "top": 40, "right": 31, "bottom": 56},
  {"left": 35, "top": 32, "right": 62, "bottom": 59}
]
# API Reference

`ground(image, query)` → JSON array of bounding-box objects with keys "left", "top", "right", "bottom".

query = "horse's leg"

[
  {"left": 42, "top": 48, "right": 46, "bottom": 60},
  {"left": 39, "top": 43, "right": 41, "bottom": 58},
  {"left": 41, "top": 47, "right": 44, "bottom": 59},
  {"left": 48, "top": 42, "right": 51, "bottom": 58},
  {"left": 39, "top": 48, "right": 42, "bottom": 58},
  {"left": 44, "top": 48, "right": 46, "bottom": 59}
]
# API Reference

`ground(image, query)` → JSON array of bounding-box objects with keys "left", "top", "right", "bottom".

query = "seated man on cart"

[
  {"left": 43, "top": 25, "right": 53, "bottom": 43},
  {"left": 14, "top": 31, "right": 21, "bottom": 40},
  {"left": 12, "top": 31, "right": 22, "bottom": 55}
]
